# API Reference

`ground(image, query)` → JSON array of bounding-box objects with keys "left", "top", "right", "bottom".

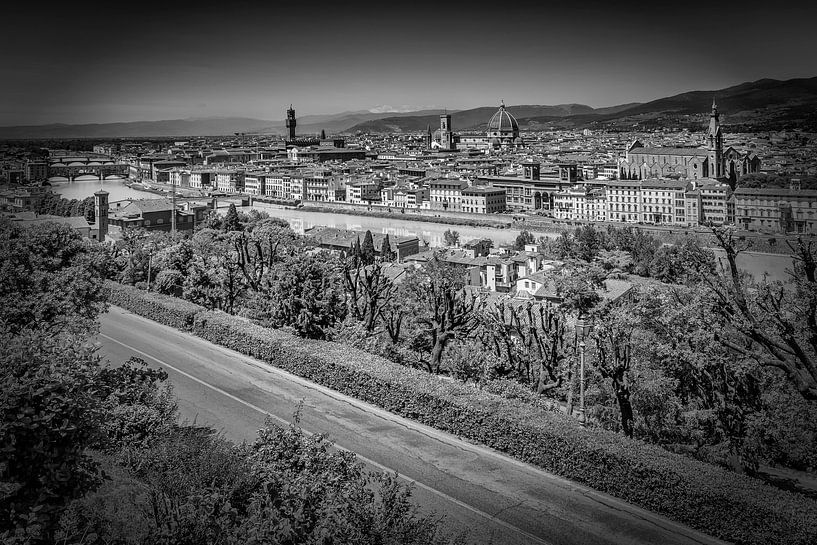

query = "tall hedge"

[
  {"left": 107, "top": 291, "right": 817, "bottom": 545},
  {"left": 106, "top": 282, "right": 204, "bottom": 331}
]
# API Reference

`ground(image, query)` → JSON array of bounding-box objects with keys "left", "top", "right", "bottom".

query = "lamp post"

[{"left": 576, "top": 317, "right": 593, "bottom": 427}]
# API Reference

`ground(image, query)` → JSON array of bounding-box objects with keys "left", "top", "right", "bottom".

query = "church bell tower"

[{"left": 707, "top": 98, "right": 723, "bottom": 178}]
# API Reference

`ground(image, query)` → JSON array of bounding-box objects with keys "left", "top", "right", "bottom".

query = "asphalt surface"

[{"left": 97, "top": 306, "right": 729, "bottom": 545}]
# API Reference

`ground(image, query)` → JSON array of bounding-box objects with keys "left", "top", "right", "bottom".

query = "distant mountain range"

[{"left": 1, "top": 77, "right": 815, "bottom": 139}]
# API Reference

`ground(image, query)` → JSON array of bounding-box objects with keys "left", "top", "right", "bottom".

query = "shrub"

[
  {"left": 106, "top": 281, "right": 204, "bottom": 330},
  {"left": 111, "top": 289, "right": 817, "bottom": 545}
]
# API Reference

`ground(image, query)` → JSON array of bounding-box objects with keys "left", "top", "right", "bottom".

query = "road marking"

[{"left": 100, "top": 333, "right": 554, "bottom": 545}]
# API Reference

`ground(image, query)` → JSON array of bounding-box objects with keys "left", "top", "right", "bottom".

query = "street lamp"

[{"left": 575, "top": 317, "right": 593, "bottom": 427}]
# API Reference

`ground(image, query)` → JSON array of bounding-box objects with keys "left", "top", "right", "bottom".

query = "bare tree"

[{"left": 705, "top": 225, "right": 817, "bottom": 401}]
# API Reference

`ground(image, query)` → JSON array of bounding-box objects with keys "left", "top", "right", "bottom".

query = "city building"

[
  {"left": 733, "top": 187, "right": 817, "bottom": 233},
  {"left": 619, "top": 102, "right": 760, "bottom": 181},
  {"left": 461, "top": 186, "right": 506, "bottom": 214},
  {"left": 429, "top": 179, "right": 468, "bottom": 211}
]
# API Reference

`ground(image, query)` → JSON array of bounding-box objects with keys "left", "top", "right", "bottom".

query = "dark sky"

[{"left": 2, "top": 1, "right": 815, "bottom": 125}]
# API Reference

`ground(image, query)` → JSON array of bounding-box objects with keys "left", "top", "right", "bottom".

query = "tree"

[
  {"left": 477, "top": 301, "right": 569, "bottom": 393},
  {"left": 263, "top": 250, "right": 346, "bottom": 339},
  {"left": 402, "top": 256, "right": 480, "bottom": 373},
  {"left": 222, "top": 203, "right": 242, "bottom": 232},
  {"left": 233, "top": 219, "right": 298, "bottom": 292},
  {"left": 360, "top": 230, "right": 376, "bottom": 266},
  {"left": 513, "top": 230, "right": 535, "bottom": 251},
  {"left": 573, "top": 225, "right": 604, "bottom": 262},
  {"left": 342, "top": 258, "right": 398, "bottom": 333},
  {"left": 381, "top": 233, "right": 396, "bottom": 262},
  {"left": 0, "top": 218, "right": 108, "bottom": 336},
  {"left": 704, "top": 227, "right": 817, "bottom": 402},
  {"left": 320, "top": 129, "right": 326, "bottom": 140},
  {"left": 593, "top": 303, "right": 638, "bottom": 436},
  {"left": 443, "top": 229, "right": 460, "bottom": 247}
]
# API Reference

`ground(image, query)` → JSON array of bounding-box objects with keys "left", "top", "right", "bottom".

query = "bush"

[
  {"left": 112, "top": 289, "right": 817, "bottom": 545},
  {"left": 106, "top": 281, "right": 204, "bottom": 330}
]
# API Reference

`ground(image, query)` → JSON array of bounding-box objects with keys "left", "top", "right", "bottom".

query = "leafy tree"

[
  {"left": 360, "top": 230, "right": 376, "bottom": 265},
  {"left": 443, "top": 229, "right": 460, "bottom": 247},
  {"left": 262, "top": 250, "right": 346, "bottom": 339},
  {"left": 573, "top": 225, "right": 604, "bottom": 262},
  {"left": 513, "top": 230, "right": 535, "bottom": 251},
  {"left": 0, "top": 219, "right": 108, "bottom": 336},
  {"left": 649, "top": 238, "right": 716, "bottom": 284},
  {"left": 222, "top": 203, "right": 243, "bottom": 232}
]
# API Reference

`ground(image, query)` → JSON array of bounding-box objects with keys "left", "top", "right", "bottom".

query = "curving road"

[{"left": 97, "top": 306, "right": 728, "bottom": 545}]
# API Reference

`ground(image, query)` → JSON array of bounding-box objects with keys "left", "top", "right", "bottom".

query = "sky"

[{"left": 1, "top": 1, "right": 816, "bottom": 126}]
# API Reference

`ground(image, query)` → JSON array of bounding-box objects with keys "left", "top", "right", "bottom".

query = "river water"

[
  {"left": 51, "top": 181, "right": 794, "bottom": 282},
  {"left": 49, "top": 177, "right": 163, "bottom": 201}
]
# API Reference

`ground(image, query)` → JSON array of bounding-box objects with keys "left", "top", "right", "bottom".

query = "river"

[{"left": 49, "top": 176, "right": 163, "bottom": 201}]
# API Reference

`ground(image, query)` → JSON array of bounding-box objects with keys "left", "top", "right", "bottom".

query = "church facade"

[{"left": 619, "top": 101, "right": 760, "bottom": 181}]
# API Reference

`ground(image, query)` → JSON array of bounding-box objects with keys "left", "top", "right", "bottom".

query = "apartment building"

[
  {"left": 606, "top": 181, "right": 642, "bottom": 223},
  {"left": 429, "top": 179, "right": 468, "bottom": 211},
  {"left": 640, "top": 180, "right": 687, "bottom": 224},
  {"left": 461, "top": 186, "right": 506, "bottom": 214},
  {"left": 552, "top": 186, "right": 606, "bottom": 222},
  {"left": 734, "top": 187, "right": 817, "bottom": 233}
]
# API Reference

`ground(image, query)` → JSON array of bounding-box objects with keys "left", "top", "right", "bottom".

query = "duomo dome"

[{"left": 486, "top": 101, "right": 522, "bottom": 149}]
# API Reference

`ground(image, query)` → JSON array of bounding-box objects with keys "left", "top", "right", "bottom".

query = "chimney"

[{"left": 94, "top": 190, "right": 109, "bottom": 243}]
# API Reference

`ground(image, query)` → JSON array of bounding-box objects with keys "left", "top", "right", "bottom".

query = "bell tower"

[
  {"left": 94, "top": 189, "right": 109, "bottom": 243},
  {"left": 707, "top": 98, "right": 723, "bottom": 178},
  {"left": 286, "top": 105, "right": 296, "bottom": 141},
  {"left": 439, "top": 112, "right": 455, "bottom": 151}
]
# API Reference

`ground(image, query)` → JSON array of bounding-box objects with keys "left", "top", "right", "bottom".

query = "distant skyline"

[{"left": 2, "top": 1, "right": 816, "bottom": 126}]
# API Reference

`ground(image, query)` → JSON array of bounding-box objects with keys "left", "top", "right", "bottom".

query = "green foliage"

[
  {"left": 513, "top": 229, "right": 535, "bottom": 250},
  {"left": 0, "top": 218, "right": 108, "bottom": 336},
  {"left": 260, "top": 249, "right": 346, "bottom": 339},
  {"left": 443, "top": 228, "right": 460, "bottom": 247},
  {"left": 121, "top": 303, "right": 817, "bottom": 545},
  {"left": 221, "top": 203, "right": 242, "bottom": 233},
  {"left": 0, "top": 332, "right": 178, "bottom": 543},
  {"left": 107, "top": 281, "right": 204, "bottom": 330},
  {"left": 57, "top": 422, "right": 455, "bottom": 545},
  {"left": 0, "top": 333, "right": 105, "bottom": 542},
  {"left": 361, "top": 229, "right": 376, "bottom": 265},
  {"left": 381, "top": 233, "right": 396, "bottom": 262}
]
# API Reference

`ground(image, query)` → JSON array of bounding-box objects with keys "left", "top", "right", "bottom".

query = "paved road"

[{"left": 97, "top": 307, "right": 727, "bottom": 545}]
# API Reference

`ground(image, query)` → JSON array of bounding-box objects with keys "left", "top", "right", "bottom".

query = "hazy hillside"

[
  {"left": 348, "top": 104, "right": 605, "bottom": 133},
  {"left": 2, "top": 77, "right": 815, "bottom": 138}
]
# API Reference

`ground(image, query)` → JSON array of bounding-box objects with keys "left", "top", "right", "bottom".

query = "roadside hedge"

[
  {"left": 106, "top": 282, "right": 204, "bottom": 331},
  {"left": 109, "top": 289, "right": 817, "bottom": 545}
]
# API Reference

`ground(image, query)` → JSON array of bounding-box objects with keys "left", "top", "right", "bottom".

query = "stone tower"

[
  {"left": 425, "top": 125, "right": 432, "bottom": 150},
  {"left": 286, "top": 105, "right": 296, "bottom": 141},
  {"left": 439, "top": 112, "right": 454, "bottom": 151},
  {"left": 707, "top": 99, "right": 723, "bottom": 178},
  {"left": 94, "top": 189, "right": 109, "bottom": 243}
]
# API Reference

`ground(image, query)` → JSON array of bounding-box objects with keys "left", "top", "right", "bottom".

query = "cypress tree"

[
  {"left": 222, "top": 203, "right": 242, "bottom": 232},
  {"left": 381, "top": 233, "right": 395, "bottom": 262},
  {"left": 361, "top": 230, "right": 376, "bottom": 265}
]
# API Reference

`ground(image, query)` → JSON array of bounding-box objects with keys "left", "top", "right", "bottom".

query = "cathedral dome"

[{"left": 487, "top": 102, "right": 519, "bottom": 135}]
